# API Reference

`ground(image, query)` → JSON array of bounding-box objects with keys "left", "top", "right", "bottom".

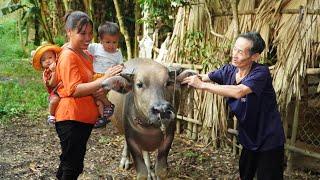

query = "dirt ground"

[{"left": 1, "top": 116, "right": 319, "bottom": 180}]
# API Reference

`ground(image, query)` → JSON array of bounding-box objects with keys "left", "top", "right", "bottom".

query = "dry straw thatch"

[{"left": 160, "top": 0, "right": 320, "bottom": 148}]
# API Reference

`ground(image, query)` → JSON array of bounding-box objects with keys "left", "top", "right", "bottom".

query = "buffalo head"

[{"left": 101, "top": 59, "right": 197, "bottom": 129}]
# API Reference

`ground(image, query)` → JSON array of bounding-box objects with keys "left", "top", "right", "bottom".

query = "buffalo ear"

[
  {"left": 167, "top": 65, "right": 182, "bottom": 79},
  {"left": 176, "top": 69, "right": 198, "bottom": 82},
  {"left": 120, "top": 66, "right": 135, "bottom": 82},
  {"left": 102, "top": 76, "right": 132, "bottom": 94}
]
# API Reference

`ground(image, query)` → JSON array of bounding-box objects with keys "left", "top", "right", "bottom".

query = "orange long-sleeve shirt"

[{"left": 55, "top": 48, "right": 99, "bottom": 124}]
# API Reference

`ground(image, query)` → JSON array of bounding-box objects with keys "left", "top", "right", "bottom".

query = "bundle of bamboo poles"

[
  {"left": 272, "top": 0, "right": 320, "bottom": 117},
  {"left": 163, "top": 0, "right": 231, "bottom": 147}
]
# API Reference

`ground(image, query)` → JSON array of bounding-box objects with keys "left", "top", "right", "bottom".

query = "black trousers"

[
  {"left": 55, "top": 121, "right": 93, "bottom": 180},
  {"left": 239, "top": 146, "right": 284, "bottom": 180}
]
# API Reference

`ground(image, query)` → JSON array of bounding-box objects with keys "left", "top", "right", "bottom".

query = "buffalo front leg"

[
  {"left": 127, "top": 138, "right": 148, "bottom": 180},
  {"left": 119, "top": 140, "right": 130, "bottom": 170},
  {"left": 155, "top": 133, "right": 174, "bottom": 179}
]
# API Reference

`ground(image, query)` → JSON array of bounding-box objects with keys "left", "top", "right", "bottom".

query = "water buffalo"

[{"left": 101, "top": 58, "right": 196, "bottom": 179}]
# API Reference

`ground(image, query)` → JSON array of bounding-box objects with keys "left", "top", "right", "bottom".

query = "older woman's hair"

[
  {"left": 238, "top": 32, "right": 266, "bottom": 55},
  {"left": 64, "top": 11, "right": 93, "bottom": 33}
]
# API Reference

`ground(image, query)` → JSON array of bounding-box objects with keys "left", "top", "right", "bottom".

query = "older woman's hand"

[{"left": 181, "top": 75, "right": 204, "bottom": 89}]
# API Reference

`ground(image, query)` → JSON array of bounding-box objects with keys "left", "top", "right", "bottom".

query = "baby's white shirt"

[{"left": 88, "top": 43, "right": 123, "bottom": 74}]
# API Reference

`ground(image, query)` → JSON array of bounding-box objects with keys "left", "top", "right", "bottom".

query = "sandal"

[
  {"left": 47, "top": 115, "right": 56, "bottom": 125},
  {"left": 94, "top": 116, "right": 110, "bottom": 128},
  {"left": 103, "top": 104, "right": 115, "bottom": 119}
]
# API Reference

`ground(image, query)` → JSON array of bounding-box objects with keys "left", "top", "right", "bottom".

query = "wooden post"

[
  {"left": 232, "top": 116, "right": 238, "bottom": 156},
  {"left": 192, "top": 122, "right": 197, "bottom": 140},
  {"left": 191, "top": 90, "right": 200, "bottom": 140},
  {"left": 286, "top": 144, "right": 320, "bottom": 159},
  {"left": 176, "top": 91, "right": 182, "bottom": 134},
  {"left": 176, "top": 119, "right": 181, "bottom": 134},
  {"left": 287, "top": 98, "right": 300, "bottom": 172},
  {"left": 187, "top": 90, "right": 194, "bottom": 138},
  {"left": 284, "top": 101, "right": 295, "bottom": 139}
]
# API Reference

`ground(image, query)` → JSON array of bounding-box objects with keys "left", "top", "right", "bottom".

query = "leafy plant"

[
  {"left": 0, "top": 20, "right": 26, "bottom": 59},
  {"left": 184, "top": 150, "right": 199, "bottom": 158},
  {"left": 1, "top": 0, "right": 54, "bottom": 46},
  {"left": 0, "top": 3, "right": 23, "bottom": 16},
  {"left": 0, "top": 79, "right": 47, "bottom": 124},
  {"left": 137, "top": 0, "right": 185, "bottom": 29},
  {"left": 0, "top": 19, "right": 48, "bottom": 125},
  {"left": 98, "top": 136, "right": 111, "bottom": 144}
]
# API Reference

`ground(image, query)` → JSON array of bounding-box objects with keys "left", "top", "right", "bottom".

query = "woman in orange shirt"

[{"left": 55, "top": 11, "right": 123, "bottom": 179}]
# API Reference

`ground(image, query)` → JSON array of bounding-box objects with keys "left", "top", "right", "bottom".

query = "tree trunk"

[
  {"left": 113, "top": 0, "right": 132, "bottom": 59},
  {"left": 39, "top": 0, "right": 54, "bottom": 43},
  {"left": 62, "top": 0, "right": 69, "bottom": 12},
  {"left": 54, "top": 0, "right": 66, "bottom": 38},
  {"left": 34, "top": 18, "right": 40, "bottom": 46},
  {"left": 69, "top": 0, "right": 85, "bottom": 11},
  {"left": 134, "top": 1, "right": 141, "bottom": 58},
  {"left": 230, "top": 0, "right": 239, "bottom": 40}
]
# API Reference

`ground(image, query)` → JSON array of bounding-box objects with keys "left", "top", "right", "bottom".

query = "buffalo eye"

[{"left": 136, "top": 82, "right": 143, "bottom": 88}]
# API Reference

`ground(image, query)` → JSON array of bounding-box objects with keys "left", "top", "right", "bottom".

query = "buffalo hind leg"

[{"left": 119, "top": 140, "right": 130, "bottom": 170}]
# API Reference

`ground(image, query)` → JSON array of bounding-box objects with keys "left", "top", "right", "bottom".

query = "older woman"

[{"left": 183, "top": 32, "right": 285, "bottom": 180}]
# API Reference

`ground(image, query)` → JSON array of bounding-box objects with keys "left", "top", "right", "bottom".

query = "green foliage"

[
  {"left": 53, "top": 35, "right": 66, "bottom": 47},
  {"left": 178, "top": 30, "right": 232, "bottom": 71},
  {"left": 98, "top": 136, "right": 111, "bottom": 144},
  {"left": 183, "top": 149, "right": 206, "bottom": 163},
  {"left": 0, "top": 4, "right": 24, "bottom": 17},
  {"left": 184, "top": 150, "right": 199, "bottom": 157},
  {"left": 0, "top": 18, "right": 47, "bottom": 124},
  {"left": 2, "top": 0, "right": 54, "bottom": 46},
  {"left": 137, "top": 0, "right": 184, "bottom": 29},
  {"left": 182, "top": 31, "right": 205, "bottom": 64},
  {"left": 0, "top": 20, "right": 26, "bottom": 59},
  {"left": 0, "top": 76, "right": 48, "bottom": 124}
]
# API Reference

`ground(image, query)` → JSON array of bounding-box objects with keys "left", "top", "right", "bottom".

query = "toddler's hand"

[
  {"left": 104, "top": 64, "right": 123, "bottom": 78},
  {"left": 49, "top": 62, "right": 56, "bottom": 72},
  {"left": 93, "top": 88, "right": 106, "bottom": 100}
]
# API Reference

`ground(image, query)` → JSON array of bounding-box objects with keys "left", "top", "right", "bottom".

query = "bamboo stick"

[
  {"left": 232, "top": 116, "right": 238, "bottom": 156},
  {"left": 134, "top": 2, "right": 141, "bottom": 58},
  {"left": 187, "top": 90, "right": 194, "bottom": 138},
  {"left": 161, "top": 62, "right": 203, "bottom": 70},
  {"left": 230, "top": 0, "right": 239, "bottom": 40},
  {"left": 176, "top": 115, "right": 202, "bottom": 125},
  {"left": 204, "top": 1, "right": 226, "bottom": 39},
  {"left": 306, "top": 68, "right": 320, "bottom": 75},
  {"left": 192, "top": 123, "right": 197, "bottom": 140},
  {"left": 285, "top": 144, "right": 320, "bottom": 159},
  {"left": 176, "top": 119, "right": 181, "bottom": 134},
  {"left": 113, "top": 0, "right": 132, "bottom": 59},
  {"left": 287, "top": 98, "right": 300, "bottom": 172},
  {"left": 212, "top": 8, "right": 320, "bottom": 17}
]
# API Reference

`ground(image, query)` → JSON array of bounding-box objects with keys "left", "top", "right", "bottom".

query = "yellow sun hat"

[{"left": 32, "top": 44, "right": 62, "bottom": 71}]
